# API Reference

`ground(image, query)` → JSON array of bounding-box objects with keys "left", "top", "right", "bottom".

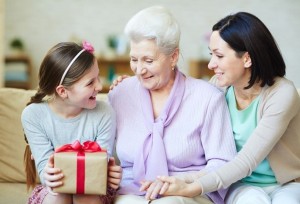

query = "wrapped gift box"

[{"left": 53, "top": 141, "right": 107, "bottom": 195}]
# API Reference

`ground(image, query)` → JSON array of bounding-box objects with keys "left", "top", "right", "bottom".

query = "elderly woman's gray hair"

[{"left": 124, "top": 6, "right": 180, "bottom": 55}]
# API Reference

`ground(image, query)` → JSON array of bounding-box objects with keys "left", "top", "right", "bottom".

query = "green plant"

[{"left": 10, "top": 38, "right": 24, "bottom": 50}]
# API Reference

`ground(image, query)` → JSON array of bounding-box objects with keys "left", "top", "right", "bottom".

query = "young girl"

[{"left": 22, "top": 41, "right": 121, "bottom": 204}]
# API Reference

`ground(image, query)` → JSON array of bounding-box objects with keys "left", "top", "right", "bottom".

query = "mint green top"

[{"left": 226, "top": 86, "right": 276, "bottom": 186}]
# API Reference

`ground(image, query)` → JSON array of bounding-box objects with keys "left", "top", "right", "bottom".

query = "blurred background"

[{"left": 1, "top": 0, "right": 300, "bottom": 92}]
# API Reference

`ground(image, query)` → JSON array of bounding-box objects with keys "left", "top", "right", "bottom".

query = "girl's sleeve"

[
  {"left": 96, "top": 102, "right": 117, "bottom": 158},
  {"left": 21, "top": 106, "right": 54, "bottom": 184}
]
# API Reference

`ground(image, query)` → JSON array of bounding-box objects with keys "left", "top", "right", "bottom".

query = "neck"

[
  {"left": 48, "top": 97, "right": 82, "bottom": 119},
  {"left": 233, "top": 82, "right": 262, "bottom": 110}
]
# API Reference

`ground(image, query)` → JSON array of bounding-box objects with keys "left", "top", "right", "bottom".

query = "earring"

[{"left": 172, "top": 66, "right": 175, "bottom": 71}]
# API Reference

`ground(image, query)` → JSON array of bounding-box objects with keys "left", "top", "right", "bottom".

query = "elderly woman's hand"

[
  {"left": 109, "top": 75, "right": 130, "bottom": 90},
  {"left": 140, "top": 179, "right": 169, "bottom": 200}
]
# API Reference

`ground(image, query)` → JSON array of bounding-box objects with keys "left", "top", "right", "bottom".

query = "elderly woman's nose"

[{"left": 136, "top": 62, "right": 144, "bottom": 74}]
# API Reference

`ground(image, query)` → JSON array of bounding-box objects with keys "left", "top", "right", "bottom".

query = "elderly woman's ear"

[{"left": 170, "top": 48, "right": 180, "bottom": 68}]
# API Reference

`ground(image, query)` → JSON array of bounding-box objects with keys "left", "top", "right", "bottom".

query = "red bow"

[{"left": 55, "top": 140, "right": 105, "bottom": 153}]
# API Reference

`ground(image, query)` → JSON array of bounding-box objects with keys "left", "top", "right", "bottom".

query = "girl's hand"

[
  {"left": 43, "top": 154, "right": 64, "bottom": 195},
  {"left": 157, "top": 176, "right": 202, "bottom": 197},
  {"left": 109, "top": 75, "right": 129, "bottom": 90},
  {"left": 107, "top": 157, "right": 122, "bottom": 189}
]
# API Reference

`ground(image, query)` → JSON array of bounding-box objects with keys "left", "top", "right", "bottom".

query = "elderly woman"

[{"left": 108, "top": 6, "right": 237, "bottom": 204}]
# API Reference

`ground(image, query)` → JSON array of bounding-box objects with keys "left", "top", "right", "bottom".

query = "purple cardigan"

[{"left": 109, "top": 74, "right": 237, "bottom": 204}]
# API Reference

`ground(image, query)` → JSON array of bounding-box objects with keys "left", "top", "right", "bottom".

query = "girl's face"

[
  {"left": 208, "top": 31, "right": 251, "bottom": 88},
  {"left": 129, "top": 39, "right": 178, "bottom": 92},
  {"left": 66, "top": 58, "right": 102, "bottom": 110}
]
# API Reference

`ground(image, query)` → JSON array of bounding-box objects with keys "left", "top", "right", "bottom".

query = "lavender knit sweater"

[{"left": 109, "top": 74, "right": 237, "bottom": 204}]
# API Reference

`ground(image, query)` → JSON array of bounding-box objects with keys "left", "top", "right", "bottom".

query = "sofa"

[
  {"left": 1, "top": 87, "right": 300, "bottom": 204},
  {"left": 0, "top": 87, "right": 108, "bottom": 204}
]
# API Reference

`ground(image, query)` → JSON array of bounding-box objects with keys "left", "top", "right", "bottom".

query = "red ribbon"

[{"left": 55, "top": 140, "right": 106, "bottom": 194}]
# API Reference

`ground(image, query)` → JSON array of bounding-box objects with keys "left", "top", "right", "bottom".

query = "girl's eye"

[{"left": 130, "top": 58, "right": 137, "bottom": 62}]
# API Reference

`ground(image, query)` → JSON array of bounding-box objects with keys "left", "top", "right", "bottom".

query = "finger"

[
  {"left": 108, "top": 157, "right": 116, "bottom": 166},
  {"left": 149, "top": 181, "right": 163, "bottom": 200},
  {"left": 139, "top": 180, "right": 152, "bottom": 191},
  {"left": 108, "top": 182, "right": 119, "bottom": 190},
  {"left": 44, "top": 172, "right": 64, "bottom": 183},
  {"left": 44, "top": 166, "right": 61, "bottom": 175},
  {"left": 45, "top": 179, "right": 63, "bottom": 188},
  {"left": 145, "top": 182, "right": 158, "bottom": 200},
  {"left": 108, "top": 171, "right": 122, "bottom": 179},
  {"left": 46, "top": 186, "right": 58, "bottom": 196},
  {"left": 47, "top": 154, "right": 55, "bottom": 168},
  {"left": 159, "top": 182, "right": 169, "bottom": 195},
  {"left": 157, "top": 176, "right": 174, "bottom": 183},
  {"left": 117, "top": 76, "right": 123, "bottom": 82},
  {"left": 108, "top": 177, "right": 121, "bottom": 186},
  {"left": 121, "top": 75, "right": 129, "bottom": 80}
]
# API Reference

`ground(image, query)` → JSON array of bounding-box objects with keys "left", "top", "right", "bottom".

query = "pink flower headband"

[{"left": 59, "top": 40, "right": 95, "bottom": 85}]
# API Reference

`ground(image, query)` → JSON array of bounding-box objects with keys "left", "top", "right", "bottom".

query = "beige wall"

[
  {"left": 0, "top": 0, "right": 4, "bottom": 87},
  {"left": 5, "top": 0, "right": 300, "bottom": 88}
]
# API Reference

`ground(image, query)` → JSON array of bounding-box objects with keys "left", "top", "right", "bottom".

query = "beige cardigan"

[{"left": 198, "top": 76, "right": 300, "bottom": 194}]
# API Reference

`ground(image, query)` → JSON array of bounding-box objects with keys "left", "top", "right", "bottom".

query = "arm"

[
  {"left": 198, "top": 82, "right": 300, "bottom": 194},
  {"left": 157, "top": 82, "right": 300, "bottom": 197},
  {"left": 95, "top": 102, "right": 117, "bottom": 157},
  {"left": 95, "top": 103, "right": 122, "bottom": 189},
  {"left": 142, "top": 89, "right": 237, "bottom": 200},
  {"left": 21, "top": 105, "right": 56, "bottom": 184}
]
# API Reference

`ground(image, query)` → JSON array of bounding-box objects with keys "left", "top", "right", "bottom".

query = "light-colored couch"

[
  {"left": 0, "top": 88, "right": 108, "bottom": 204},
  {"left": 1, "top": 87, "right": 300, "bottom": 204}
]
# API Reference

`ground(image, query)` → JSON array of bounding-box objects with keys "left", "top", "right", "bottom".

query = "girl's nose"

[{"left": 95, "top": 78, "right": 103, "bottom": 92}]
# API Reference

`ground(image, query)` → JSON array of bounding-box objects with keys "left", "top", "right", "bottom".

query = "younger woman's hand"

[
  {"left": 157, "top": 176, "right": 202, "bottom": 197},
  {"left": 108, "top": 157, "right": 122, "bottom": 189},
  {"left": 43, "top": 154, "right": 64, "bottom": 195}
]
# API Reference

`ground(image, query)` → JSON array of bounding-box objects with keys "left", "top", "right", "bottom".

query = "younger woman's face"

[
  {"left": 208, "top": 31, "right": 251, "bottom": 88},
  {"left": 129, "top": 39, "right": 178, "bottom": 92},
  {"left": 67, "top": 58, "right": 102, "bottom": 110}
]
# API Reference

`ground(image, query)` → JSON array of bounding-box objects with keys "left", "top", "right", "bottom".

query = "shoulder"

[
  {"left": 261, "top": 77, "right": 300, "bottom": 111},
  {"left": 264, "top": 77, "right": 299, "bottom": 100},
  {"left": 90, "top": 101, "right": 115, "bottom": 118},
  {"left": 108, "top": 76, "right": 139, "bottom": 102},
  {"left": 185, "top": 76, "right": 224, "bottom": 97},
  {"left": 22, "top": 102, "right": 46, "bottom": 120}
]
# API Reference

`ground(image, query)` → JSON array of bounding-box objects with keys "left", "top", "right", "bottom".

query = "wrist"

[{"left": 185, "top": 182, "right": 202, "bottom": 197}]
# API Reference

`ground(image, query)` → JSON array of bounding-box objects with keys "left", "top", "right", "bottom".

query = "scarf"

[{"left": 120, "top": 70, "right": 185, "bottom": 195}]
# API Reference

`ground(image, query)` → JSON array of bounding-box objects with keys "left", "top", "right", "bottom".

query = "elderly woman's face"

[{"left": 129, "top": 39, "right": 177, "bottom": 91}]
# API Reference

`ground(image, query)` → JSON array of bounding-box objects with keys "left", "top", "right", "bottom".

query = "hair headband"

[{"left": 59, "top": 40, "right": 95, "bottom": 85}]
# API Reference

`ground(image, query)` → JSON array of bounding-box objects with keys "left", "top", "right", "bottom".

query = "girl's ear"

[
  {"left": 170, "top": 48, "right": 179, "bottom": 68},
  {"left": 56, "top": 85, "right": 68, "bottom": 99},
  {"left": 244, "top": 52, "right": 252, "bottom": 68}
]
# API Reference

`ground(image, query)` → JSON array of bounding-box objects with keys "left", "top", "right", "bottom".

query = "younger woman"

[{"left": 22, "top": 41, "right": 121, "bottom": 204}]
